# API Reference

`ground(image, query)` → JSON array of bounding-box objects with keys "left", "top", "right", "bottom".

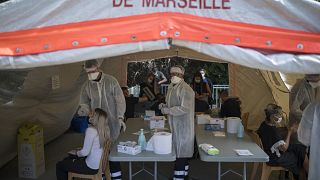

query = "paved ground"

[{"left": 0, "top": 130, "right": 283, "bottom": 180}]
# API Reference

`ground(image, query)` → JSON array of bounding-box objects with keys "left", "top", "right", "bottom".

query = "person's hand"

[
  {"left": 278, "top": 144, "right": 286, "bottom": 152},
  {"left": 161, "top": 107, "right": 170, "bottom": 115},
  {"left": 289, "top": 123, "right": 299, "bottom": 132},
  {"left": 77, "top": 105, "right": 90, "bottom": 116},
  {"left": 289, "top": 123, "right": 299, "bottom": 133},
  {"left": 88, "top": 111, "right": 94, "bottom": 118},
  {"left": 119, "top": 118, "right": 126, "bottom": 132},
  {"left": 158, "top": 103, "right": 167, "bottom": 110},
  {"left": 68, "top": 149, "right": 77, "bottom": 155}
]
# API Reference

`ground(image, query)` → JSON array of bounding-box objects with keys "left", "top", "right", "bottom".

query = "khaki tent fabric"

[{"left": 0, "top": 63, "right": 86, "bottom": 167}]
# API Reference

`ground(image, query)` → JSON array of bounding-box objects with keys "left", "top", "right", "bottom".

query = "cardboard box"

[
  {"left": 117, "top": 143, "right": 142, "bottom": 155},
  {"left": 196, "top": 114, "right": 211, "bottom": 124},
  {"left": 17, "top": 123, "right": 45, "bottom": 179},
  {"left": 150, "top": 120, "right": 165, "bottom": 129}
]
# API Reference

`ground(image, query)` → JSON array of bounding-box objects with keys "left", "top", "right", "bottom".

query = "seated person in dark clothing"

[
  {"left": 257, "top": 103, "right": 309, "bottom": 180},
  {"left": 195, "top": 98, "right": 210, "bottom": 112},
  {"left": 122, "top": 86, "right": 147, "bottom": 119},
  {"left": 219, "top": 90, "right": 241, "bottom": 118}
]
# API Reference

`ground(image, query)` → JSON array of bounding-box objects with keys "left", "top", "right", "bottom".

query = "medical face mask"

[
  {"left": 195, "top": 79, "right": 201, "bottom": 83},
  {"left": 148, "top": 79, "right": 153, "bottom": 83},
  {"left": 273, "top": 114, "right": 282, "bottom": 123},
  {"left": 88, "top": 72, "right": 100, "bottom": 81},
  {"left": 171, "top": 76, "right": 182, "bottom": 84},
  {"left": 309, "top": 80, "right": 320, "bottom": 88}
]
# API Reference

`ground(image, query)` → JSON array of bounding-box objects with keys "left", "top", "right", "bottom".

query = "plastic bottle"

[
  {"left": 237, "top": 123, "right": 244, "bottom": 138},
  {"left": 138, "top": 129, "right": 146, "bottom": 150}
]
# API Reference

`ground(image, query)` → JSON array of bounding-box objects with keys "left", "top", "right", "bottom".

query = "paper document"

[
  {"left": 212, "top": 131, "right": 226, "bottom": 137},
  {"left": 234, "top": 149, "right": 253, "bottom": 156}
]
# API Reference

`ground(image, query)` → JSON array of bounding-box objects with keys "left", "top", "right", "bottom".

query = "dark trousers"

[
  {"left": 109, "top": 161, "right": 122, "bottom": 179},
  {"left": 56, "top": 156, "right": 98, "bottom": 180},
  {"left": 173, "top": 158, "right": 189, "bottom": 180}
]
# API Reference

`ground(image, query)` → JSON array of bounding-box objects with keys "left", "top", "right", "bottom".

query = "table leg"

[
  {"left": 218, "top": 162, "right": 221, "bottom": 180},
  {"left": 243, "top": 162, "right": 247, "bottom": 180},
  {"left": 129, "top": 161, "right": 132, "bottom": 180},
  {"left": 154, "top": 161, "right": 157, "bottom": 180}
]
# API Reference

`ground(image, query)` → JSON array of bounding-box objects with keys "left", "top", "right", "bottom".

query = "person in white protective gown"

[
  {"left": 289, "top": 74, "right": 320, "bottom": 145},
  {"left": 298, "top": 102, "right": 320, "bottom": 180},
  {"left": 159, "top": 65, "right": 195, "bottom": 180},
  {"left": 79, "top": 59, "right": 126, "bottom": 180}
]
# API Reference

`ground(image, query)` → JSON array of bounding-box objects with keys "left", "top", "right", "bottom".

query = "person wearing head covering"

[
  {"left": 257, "top": 104, "right": 308, "bottom": 180},
  {"left": 79, "top": 59, "right": 126, "bottom": 180},
  {"left": 56, "top": 108, "right": 110, "bottom": 180},
  {"left": 289, "top": 74, "right": 320, "bottom": 124},
  {"left": 159, "top": 65, "right": 195, "bottom": 180},
  {"left": 298, "top": 102, "right": 320, "bottom": 180}
]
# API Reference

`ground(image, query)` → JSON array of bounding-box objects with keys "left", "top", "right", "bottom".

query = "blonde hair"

[{"left": 91, "top": 108, "right": 110, "bottom": 148}]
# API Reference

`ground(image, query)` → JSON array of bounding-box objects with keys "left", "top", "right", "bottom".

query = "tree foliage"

[{"left": 127, "top": 57, "right": 228, "bottom": 87}]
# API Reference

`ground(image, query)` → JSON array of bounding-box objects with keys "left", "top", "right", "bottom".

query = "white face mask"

[
  {"left": 88, "top": 72, "right": 100, "bottom": 81},
  {"left": 148, "top": 79, "right": 153, "bottom": 83},
  {"left": 308, "top": 81, "right": 320, "bottom": 88},
  {"left": 273, "top": 114, "right": 282, "bottom": 123},
  {"left": 171, "top": 76, "right": 182, "bottom": 84},
  {"left": 276, "top": 117, "right": 282, "bottom": 123},
  {"left": 195, "top": 79, "right": 201, "bottom": 83}
]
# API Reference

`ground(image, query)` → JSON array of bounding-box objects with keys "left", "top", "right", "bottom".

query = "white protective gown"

[
  {"left": 298, "top": 102, "right": 320, "bottom": 180},
  {"left": 80, "top": 73, "right": 126, "bottom": 141},
  {"left": 289, "top": 79, "right": 320, "bottom": 123},
  {"left": 165, "top": 80, "right": 195, "bottom": 158}
]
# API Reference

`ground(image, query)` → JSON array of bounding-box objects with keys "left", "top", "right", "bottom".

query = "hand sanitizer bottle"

[
  {"left": 237, "top": 123, "right": 244, "bottom": 138},
  {"left": 138, "top": 129, "right": 146, "bottom": 150}
]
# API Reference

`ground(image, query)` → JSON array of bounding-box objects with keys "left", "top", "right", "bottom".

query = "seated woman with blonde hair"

[{"left": 56, "top": 108, "right": 110, "bottom": 180}]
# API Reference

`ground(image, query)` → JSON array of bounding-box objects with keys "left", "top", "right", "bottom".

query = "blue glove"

[{"left": 161, "top": 107, "right": 170, "bottom": 115}]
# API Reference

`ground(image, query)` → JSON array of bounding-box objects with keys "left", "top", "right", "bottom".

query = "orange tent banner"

[{"left": 0, "top": 12, "right": 319, "bottom": 56}]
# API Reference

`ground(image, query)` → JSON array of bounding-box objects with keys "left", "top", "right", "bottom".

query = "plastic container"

[
  {"left": 237, "top": 123, "right": 244, "bottom": 138},
  {"left": 226, "top": 117, "right": 241, "bottom": 134},
  {"left": 199, "top": 143, "right": 220, "bottom": 155},
  {"left": 71, "top": 116, "right": 88, "bottom": 133},
  {"left": 138, "top": 129, "right": 146, "bottom": 150}
]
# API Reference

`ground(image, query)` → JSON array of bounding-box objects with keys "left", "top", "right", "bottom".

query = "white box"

[
  {"left": 209, "top": 118, "right": 225, "bottom": 129},
  {"left": 150, "top": 120, "right": 165, "bottom": 129},
  {"left": 196, "top": 114, "right": 211, "bottom": 124},
  {"left": 117, "top": 144, "right": 142, "bottom": 155}
]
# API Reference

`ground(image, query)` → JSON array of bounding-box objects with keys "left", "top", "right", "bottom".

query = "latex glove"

[
  {"left": 161, "top": 107, "right": 170, "bottom": 115},
  {"left": 158, "top": 103, "right": 167, "bottom": 110},
  {"left": 77, "top": 105, "right": 90, "bottom": 116},
  {"left": 119, "top": 118, "right": 126, "bottom": 132}
]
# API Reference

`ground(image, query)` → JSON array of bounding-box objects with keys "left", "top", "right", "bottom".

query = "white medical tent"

[{"left": 0, "top": 0, "right": 319, "bottom": 167}]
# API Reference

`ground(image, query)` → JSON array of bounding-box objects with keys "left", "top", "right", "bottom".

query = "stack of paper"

[{"left": 234, "top": 149, "right": 254, "bottom": 156}]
